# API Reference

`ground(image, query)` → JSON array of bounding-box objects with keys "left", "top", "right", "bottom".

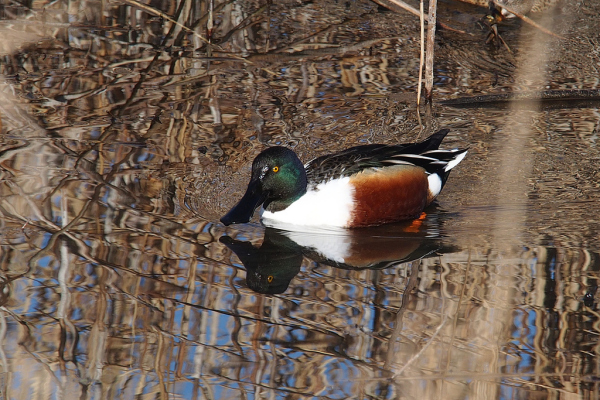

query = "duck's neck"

[{"left": 264, "top": 188, "right": 307, "bottom": 212}]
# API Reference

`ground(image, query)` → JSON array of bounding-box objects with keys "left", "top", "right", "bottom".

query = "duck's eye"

[
  {"left": 267, "top": 275, "right": 274, "bottom": 283},
  {"left": 272, "top": 166, "right": 279, "bottom": 173}
]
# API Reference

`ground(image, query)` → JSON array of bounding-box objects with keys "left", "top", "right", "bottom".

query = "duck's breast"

[{"left": 261, "top": 177, "right": 354, "bottom": 227}]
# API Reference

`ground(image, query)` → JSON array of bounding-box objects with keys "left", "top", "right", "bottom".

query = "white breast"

[{"left": 260, "top": 177, "right": 354, "bottom": 228}]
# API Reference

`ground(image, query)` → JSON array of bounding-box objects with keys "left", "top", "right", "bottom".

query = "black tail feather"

[{"left": 422, "top": 129, "right": 450, "bottom": 151}]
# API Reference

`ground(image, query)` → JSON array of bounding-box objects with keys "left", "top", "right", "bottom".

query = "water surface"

[{"left": 0, "top": 0, "right": 599, "bottom": 398}]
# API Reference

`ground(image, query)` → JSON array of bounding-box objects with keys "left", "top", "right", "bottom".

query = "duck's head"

[{"left": 221, "top": 146, "right": 307, "bottom": 226}]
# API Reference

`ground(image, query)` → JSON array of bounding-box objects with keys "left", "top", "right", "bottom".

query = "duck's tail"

[
  {"left": 422, "top": 142, "right": 468, "bottom": 198},
  {"left": 422, "top": 128, "right": 451, "bottom": 151}
]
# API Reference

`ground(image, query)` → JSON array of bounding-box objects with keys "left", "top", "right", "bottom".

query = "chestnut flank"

[{"left": 349, "top": 166, "right": 429, "bottom": 227}]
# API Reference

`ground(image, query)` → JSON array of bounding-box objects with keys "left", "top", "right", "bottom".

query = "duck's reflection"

[
  {"left": 221, "top": 218, "right": 449, "bottom": 294},
  {"left": 220, "top": 231, "right": 304, "bottom": 294}
]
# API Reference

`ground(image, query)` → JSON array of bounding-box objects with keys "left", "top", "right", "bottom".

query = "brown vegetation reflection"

[{"left": 0, "top": 0, "right": 599, "bottom": 398}]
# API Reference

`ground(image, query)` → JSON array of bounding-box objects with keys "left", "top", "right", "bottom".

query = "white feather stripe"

[
  {"left": 444, "top": 150, "right": 467, "bottom": 171},
  {"left": 385, "top": 160, "right": 414, "bottom": 165},
  {"left": 423, "top": 148, "right": 461, "bottom": 154},
  {"left": 392, "top": 154, "right": 439, "bottom": 161}
]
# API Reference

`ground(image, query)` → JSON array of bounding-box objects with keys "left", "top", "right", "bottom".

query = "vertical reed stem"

[
  {"left": 425, "top": 0, "right": 437, "bottom": 102},
  {"left": 417, "top": 0, "right": 425, "bottom": 107}
]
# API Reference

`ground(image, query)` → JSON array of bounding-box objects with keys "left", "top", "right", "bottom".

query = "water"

[{"left": 0, "top": 0, "right": 599, "bottom": 398}]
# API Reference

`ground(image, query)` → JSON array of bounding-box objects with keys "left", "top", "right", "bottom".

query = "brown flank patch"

[{"left": 348, "top": 166, "right": 429, "bottom": 227}]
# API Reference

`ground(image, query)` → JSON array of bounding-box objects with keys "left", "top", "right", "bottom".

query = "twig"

[
  {"left": 486, "top": 22, "right": 512, "bottom": 53},
  {"left": 492, "top": 0, "right": 564, "bottom": 39}
]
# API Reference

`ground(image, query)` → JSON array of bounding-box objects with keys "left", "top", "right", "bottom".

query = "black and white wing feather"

[{"left": 305, "top": 129, "right": 467, "bottom": 189}]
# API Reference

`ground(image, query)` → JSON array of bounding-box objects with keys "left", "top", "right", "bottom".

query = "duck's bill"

[{"left": 220, "top": 180, "right": 266, "bottom": 226}]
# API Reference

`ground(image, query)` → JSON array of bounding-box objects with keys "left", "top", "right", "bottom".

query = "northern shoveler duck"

[{"left": 220, "top": 129, "right": 467, "bottom": 228}]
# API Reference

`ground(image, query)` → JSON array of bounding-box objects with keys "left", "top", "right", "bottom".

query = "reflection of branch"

[
  {"left": 393, "top": 258, "right": 448, "bottom": 378},
  {"left": 272, "top": 12, "right": 374, "bottom": 54},
  {"left": 192, "top": 0, "right": 234, "bottom": 30},
  {"left": 445, "top": 255, "right": 471, "bottom": 372},
  {"left": 0, "top": 79, "right": 46, "bottom": 137},
  {"left": 393, "top": 314, "right": 447, "bottom": 377},
  {"left": 385, "top": 260, "right": 420, "bottom": 369},
  {"left": 175, "top": 297, "right": 342, "bottom": 338},
  {"left": 389, "top": 371, "right": 579, "bottom": 381},
  {"left": 0, "top": 142, "right": 31, "bottom": 164},
  {"left": 217, "top": 5, "right": 267, "bottom": 46},
  {"left": 3, "top": 174, "right": 229, "bottom": 280},
  {"left": 0, "top": 311, "right": 7, "bottom": 372},
  {"left": 5, "top": 180, "right": 137, "bottom": 279},
  {"left": 69, "top": 0, "right": 193, "bottom": 167},
  {"left": 3, "top": 179, "right": 104, "bottom": 267},
  {"left": 248, "top": 37, "right": 399, "bottom": 62}
]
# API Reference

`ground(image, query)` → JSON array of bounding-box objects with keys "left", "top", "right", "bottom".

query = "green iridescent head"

[{"left": 221, "top": 147, "right": 307, "bottom": 226}]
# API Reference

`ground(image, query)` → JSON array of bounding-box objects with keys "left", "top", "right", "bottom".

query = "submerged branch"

[{"left": 439, "top": 89, "right": 600, "bottom": 108}]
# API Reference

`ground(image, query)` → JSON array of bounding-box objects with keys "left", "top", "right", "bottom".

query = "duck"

[{"left": 220, "top": 129, "right": 467, "bottom": 228}]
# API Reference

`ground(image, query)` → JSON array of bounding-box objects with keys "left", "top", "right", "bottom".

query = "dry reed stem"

[
  {"left": 417, "top": 0, "right": 425, "bottom": 107},
  {"left": 424, "top": 0, "right": 437, "bottom": 102}
]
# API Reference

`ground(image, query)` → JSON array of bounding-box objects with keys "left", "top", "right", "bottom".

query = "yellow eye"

[
  {"left": 272, "top": 166, "right": 279, "bottom": 173},
  {"left": 267, "top": 275, "right": 274, "bottom": 283}
]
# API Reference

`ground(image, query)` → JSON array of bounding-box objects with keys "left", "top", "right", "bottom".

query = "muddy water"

[{"left": 0, "top": 0, "right": 599, "bottom": 398}]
